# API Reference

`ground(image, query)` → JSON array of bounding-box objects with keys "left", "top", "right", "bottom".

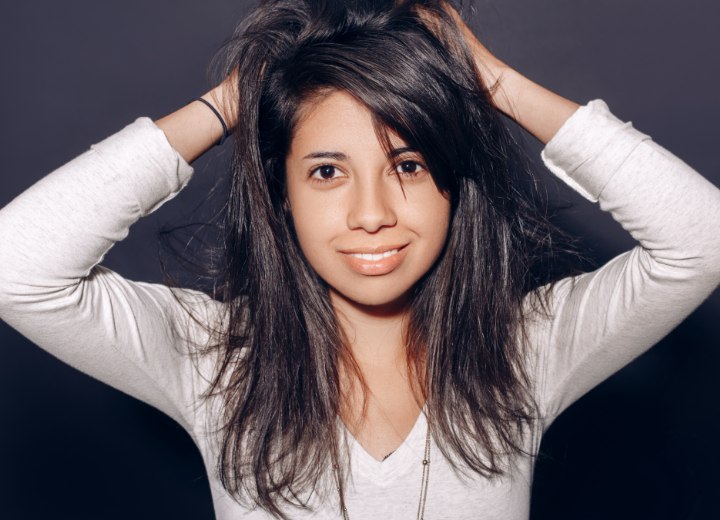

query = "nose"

[{"left": 346, "top": 176, "right": 397, "bottom": 233}]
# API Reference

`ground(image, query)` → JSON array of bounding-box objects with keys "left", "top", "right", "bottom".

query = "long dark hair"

[{"left": 171, "top": 0, "right": 580, "bottom": 517}]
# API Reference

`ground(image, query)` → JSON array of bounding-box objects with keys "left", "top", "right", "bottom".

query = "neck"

[
  {"left": 330, "top": 289, "right": 426, "bottom": 437},
  {"left": 330, "top": 289, "right": 410, "bottom": 367}
]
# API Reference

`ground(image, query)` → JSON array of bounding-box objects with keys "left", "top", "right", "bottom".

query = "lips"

[
  {"left": 338, "top": 243, "right": 408, "bottom": 255},
  {"left": 338, "top": 243, "right": 409, "bottom": 276}
]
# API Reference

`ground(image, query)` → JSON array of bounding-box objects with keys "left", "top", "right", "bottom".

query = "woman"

[{"left": 1, "top": 0, "right": 718, "bottom": 519}]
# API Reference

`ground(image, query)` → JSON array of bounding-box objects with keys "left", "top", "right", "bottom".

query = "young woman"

[{"left": 1, "top": 1, "right": 718, "bottom": 519}]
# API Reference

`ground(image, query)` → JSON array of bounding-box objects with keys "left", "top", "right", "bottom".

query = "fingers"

[{"left": 415, "top": 1, "right": 506, "bottom": 99}]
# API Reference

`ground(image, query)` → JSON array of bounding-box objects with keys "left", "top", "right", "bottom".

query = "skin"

[
  {"left": 284, "top": 90, "right": 450, "bottom": 333},
  {"left": 154, "top": 3, "right": 581, "bottom": 460},
  {"left": 284, "top": 90, "right": 451, "bottom": 457}
]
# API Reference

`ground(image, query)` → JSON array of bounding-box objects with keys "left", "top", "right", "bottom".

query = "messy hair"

[{"left": 174, "top": 0, "right": 579, "bottom": 517}]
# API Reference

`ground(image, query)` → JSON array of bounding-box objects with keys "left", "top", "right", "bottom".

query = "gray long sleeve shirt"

[{"left": 1, "top": 99, "right": 719, "bottom": 519}]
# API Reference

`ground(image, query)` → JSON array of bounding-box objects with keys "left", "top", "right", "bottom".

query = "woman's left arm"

[
  {"left": 531, "top": 100, "right": 720, "bottom": 423},
  {"left": 445, "top": 4, "right": 720, "bottom": 424},
  {"left": 443, "top": 4, "right": 579, "bottom": 144}
]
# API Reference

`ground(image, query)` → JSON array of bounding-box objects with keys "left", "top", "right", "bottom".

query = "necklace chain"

[{"left": 335, "top": 425, "right": 432, "bottom": 520}]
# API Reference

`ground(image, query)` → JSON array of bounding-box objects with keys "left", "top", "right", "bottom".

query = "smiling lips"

[{"left": 338, "top": 244, "right": 409, "bottom": 276}]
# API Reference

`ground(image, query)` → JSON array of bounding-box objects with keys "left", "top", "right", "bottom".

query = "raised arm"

[
  {"left": 443, "top": 4, "right": 720, "bottom": 423},
  {"left": 442, "top": 3, "right": 579, "bottom": 144},
  {"left": 155, "top": 69, "right": 239, "bottom": 163},
  {"left": 0, "top": 78, "right": 236, "bottom": 431}
]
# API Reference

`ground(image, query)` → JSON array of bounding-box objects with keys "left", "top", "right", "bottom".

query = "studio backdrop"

[{"left": 1, "top": 1, "right": 718, "bottom": 519}]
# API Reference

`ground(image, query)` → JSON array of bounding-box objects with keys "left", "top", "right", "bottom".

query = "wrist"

[
  {"left": 464, "top": 41, "right": 516, "bottom": 117},
  {"left": 206, "top": 72, "right": 239, "bottom": 131},
  {"left": 484, "top": 65, "right": 522, "bottom": 120},
  {"left": 481, "top": 65, "right": 580, "bottom": 144}
]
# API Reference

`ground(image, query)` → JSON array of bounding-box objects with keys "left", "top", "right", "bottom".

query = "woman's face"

[{"left": 285, "top": 90, "right": 451, "bottom": 311}]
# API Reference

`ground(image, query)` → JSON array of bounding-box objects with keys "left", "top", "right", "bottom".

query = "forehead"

[{"left": 288, "top": 90, "right": 406, "bottom": 157}]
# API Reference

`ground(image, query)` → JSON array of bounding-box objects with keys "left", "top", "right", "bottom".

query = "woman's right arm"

[
  {"left": 156, "top": 71, "right": 238, "bottom": 163},
  {"left": 0, "top": 79, "right": 235, "bottom": 431}
]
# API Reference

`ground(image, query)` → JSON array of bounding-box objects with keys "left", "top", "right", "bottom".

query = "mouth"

[
  {"left": 338, "top": 243, "right": 408, "bottom": 255},
  {"left": 338, "top": 244, "right": 409, "bottom": 276},
  {"left": 347, "top": 247, "right": 402, "bottom": 261}
]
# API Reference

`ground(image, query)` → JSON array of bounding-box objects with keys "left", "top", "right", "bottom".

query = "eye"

[
  {"left": 395, "top": 160, "right": 426, "bottom": 177},
  {"left": 309, "top": 164, "right": 342, "bottom": 184}
]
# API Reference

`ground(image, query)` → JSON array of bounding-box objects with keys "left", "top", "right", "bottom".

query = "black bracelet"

[{"left": 187, "top": 97, "right": 230, "bottom": 146}]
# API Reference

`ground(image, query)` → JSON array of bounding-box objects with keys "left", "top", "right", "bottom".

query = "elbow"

[
  {"left": 647, "top": 241, "right": 720, "bottom": 289},
  {"left": 0, "top": 262, "right": 81, "bottom": 319}
]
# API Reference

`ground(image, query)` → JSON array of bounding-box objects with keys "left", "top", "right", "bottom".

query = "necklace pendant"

[{"left": 336, "top": 424, "right": 432, "bottom": 519}]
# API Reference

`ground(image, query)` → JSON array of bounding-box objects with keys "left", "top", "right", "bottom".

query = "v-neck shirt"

[{"left": 1, "top": 99, "right": 719, "bottom": 519}]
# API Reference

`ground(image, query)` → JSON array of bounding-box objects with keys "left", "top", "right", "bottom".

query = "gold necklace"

[{"left": 335, "top": 425, "right": 432, "bottom": 519}]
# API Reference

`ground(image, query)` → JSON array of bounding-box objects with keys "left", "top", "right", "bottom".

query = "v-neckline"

[{"left": 340, "top": 409, "right": 428, "bottom": 485}]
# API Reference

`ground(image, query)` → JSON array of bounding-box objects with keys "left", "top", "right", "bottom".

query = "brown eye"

[
  {"left": 319, "top": 165, "right": 336, "bottom": 178},
  {"left": 310, "top": 164, "right": 340, "bottom": 183},
  {"left": 395, "top": 160, "right": 425, "bottom": 176}
]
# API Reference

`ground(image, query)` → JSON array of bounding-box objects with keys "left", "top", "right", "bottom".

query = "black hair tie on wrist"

[{"left": 188, "top": 97, "right": 230, "bottom": 146}]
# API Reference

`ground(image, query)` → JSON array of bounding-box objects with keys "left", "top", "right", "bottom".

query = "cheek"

[
  {"left": 286, "top": 179, "right": 452, "bottom": 306},
  {"left": 409, "top": 193, "right": 452, "bottom": 262},
  {"left": 287, "top": 193, "right": 342, "bottom": 267},
  {"left": 402, "top": 182, "right": 451, "bottom": 233}
]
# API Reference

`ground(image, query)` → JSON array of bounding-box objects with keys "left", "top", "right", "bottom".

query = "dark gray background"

[{"left": 1, "top": 1, "right": 718, "bottom": 518}]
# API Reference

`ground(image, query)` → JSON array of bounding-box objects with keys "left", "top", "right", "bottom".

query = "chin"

[{"left": 329, "top": 280, "right": 414, "bottom": 313}]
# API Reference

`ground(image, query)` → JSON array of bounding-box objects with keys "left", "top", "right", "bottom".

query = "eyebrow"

[
  {"left": 302, "top": 151, "right": 348, "bottom": 161},
  {"left": 301, "top": 146, "right": 417, "bottom": 161}
]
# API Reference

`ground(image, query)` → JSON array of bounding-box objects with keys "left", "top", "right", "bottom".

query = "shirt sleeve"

[
  {"left": 0, "top": 118, "right": 222, "bottom": 433},
  {"left": 528, "top": 99, "right": 720, "bottom": 429}
]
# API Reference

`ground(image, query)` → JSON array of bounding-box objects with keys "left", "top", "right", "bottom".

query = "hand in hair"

[
  {"left": 155, "top": 67, "right": 239, "bottom": 164},
  {"left": 416, "top": 2, "right": 508, "bottom": 108},
  {"left": 206, "top": 66, "right": 240, "bottom": 132},
  {"left": 435, "top": 2, "right": 579, "bottom": 143}
]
